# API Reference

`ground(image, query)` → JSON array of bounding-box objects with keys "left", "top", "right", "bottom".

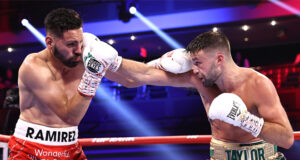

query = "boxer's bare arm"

[
  {"left": 19, "top": 55, "right": 91, "bottom": 125},
  {"left": 105, "top": 70, "right": 143, "bottom": 88},
  {"left": 116, "top": 59, "right": 195, "bottom": 88},
  {"left": 254, "top": 76, "right": 294, "bottom": 149}
]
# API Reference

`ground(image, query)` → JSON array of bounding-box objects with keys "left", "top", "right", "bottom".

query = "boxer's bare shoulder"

[
  {"left": 20, "top": 51, "right": 49, "bottom": 77},
  {"left": 241, "top": 68, "right": 277, "bottom": 104},
  {"left": 19, "top": 51, "right": 53, "bottom": 88}
]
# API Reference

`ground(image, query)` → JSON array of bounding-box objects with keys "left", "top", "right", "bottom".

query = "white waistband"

[
  {"left": 13, "top": 119, "right": 78, "bottom": 146},
  {"left": 211, "top": 137, "right": 264, "bottom": 145}
]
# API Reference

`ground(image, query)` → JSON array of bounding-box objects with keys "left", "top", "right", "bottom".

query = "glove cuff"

[
  {"left": 109, "top": 56, "right": 122, "bottom": 72},
  {"left": 240, "top": 111, "right": 264, "bottom": 137},
  {"left": 77, "top": 71, "right": 103, "bottom": 97}
]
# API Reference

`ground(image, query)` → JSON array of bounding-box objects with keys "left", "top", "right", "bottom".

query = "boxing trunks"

[
  {"left": 210, "top": 138, "right": 286, "bottom": 160},
  {"left": 8, "top": 119, "right": 86, "bottom": 160}
]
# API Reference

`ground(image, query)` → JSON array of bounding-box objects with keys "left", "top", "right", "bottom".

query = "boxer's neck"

[
  {"left": 45, "top": 48, "right": 71, "bottom": 75},
  {"left": 215, "top": 61, "right": 241, "bottom": 92}
]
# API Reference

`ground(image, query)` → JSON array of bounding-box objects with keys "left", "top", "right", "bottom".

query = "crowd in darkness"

[
  {"left": 0, "top": 68, "right": 18, "bottom": 108},
  {"left": 0, "top": 68, "right": 17, "bottom": 89}
]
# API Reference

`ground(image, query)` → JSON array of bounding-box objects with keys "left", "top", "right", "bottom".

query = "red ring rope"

[{"left": 0, "top": 132, "right": 299, "bottom": 146}]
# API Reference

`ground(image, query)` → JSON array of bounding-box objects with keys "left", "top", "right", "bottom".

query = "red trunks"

[{"left": 8, "top": 119, "right": 87, "bottom": 160}]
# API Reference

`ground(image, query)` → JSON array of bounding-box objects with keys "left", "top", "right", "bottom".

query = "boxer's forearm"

[
  {"left": 259, "top": 121, "right": 294, "bottom": 149},
  {"left": 105, "top": 70, "right": 144, "bottom": 88},
  {"left": 118, "top": 59, "right": 193, "bottom": 88},
  {"left": 118, "top": 59, "right": 166, "bottom": 86}
]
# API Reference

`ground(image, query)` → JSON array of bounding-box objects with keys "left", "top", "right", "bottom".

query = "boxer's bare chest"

[{"left": 57, "top": 70, "right": 84, "bottom": 98}]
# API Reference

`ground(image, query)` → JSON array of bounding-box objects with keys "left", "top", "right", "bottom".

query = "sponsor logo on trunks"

[
  {"left": 34, "top": 149, "right": 70, "bottom": 158},
  {"left": 25, "top": 127, "right": 76, "bottom": 142},
  {"left": 225, "top": 148, "right": 265, "bottom": 160},
  {"left": 227, "top": 101, "right": 241, "bottom": 120}
]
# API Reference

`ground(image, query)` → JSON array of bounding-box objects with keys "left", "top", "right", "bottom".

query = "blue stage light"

[
  {"left": 21, "top": 19, "right": 46, "bottom": 47},
  {"left": 133, "top": 10, "right": 183, "bottom": 49},
  {"left": 94, "top": 85, "right": 190, "bottom": 160},
  {"left": 129, "top": 6, "right": 137, "bottom": 14}
]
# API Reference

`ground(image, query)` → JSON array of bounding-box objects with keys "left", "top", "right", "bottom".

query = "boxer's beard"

[
  {"left": 202, "top": 63, "right": 220, "bottom": 87},
  {"left": 202, "top": 76, "right": 214, "bottom": 87},
  {"left": 53, "top": 46, "right": 80, "bottom": 68}
]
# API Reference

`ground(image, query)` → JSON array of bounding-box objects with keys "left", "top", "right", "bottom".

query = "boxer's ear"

[
  {"left": 216, "top": 53, "right": 224, "bottom": 64},
  {"left": 45, "top": 36, "right": 53, "bottom": 48}
]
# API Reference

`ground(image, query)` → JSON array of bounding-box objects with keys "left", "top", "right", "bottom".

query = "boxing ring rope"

[
  {"left": 80, "top": 135, "right": 212, "bottom": 146},
  {"left": 0, "top": 131, "right": 299, "bottom": 146}
]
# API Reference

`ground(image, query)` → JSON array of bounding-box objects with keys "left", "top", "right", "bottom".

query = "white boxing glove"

[
  {"left": 82, "top": 33, "right": 122, "bottom": 72},
  {"left": 208, "top": 93, "right": 264, "bottom": 137},
  {"left": 147, "top": 48, "right": 192, "bottom": 74},
  {"left": 77, "top": 32, "right": 120, "bottom": 97}
]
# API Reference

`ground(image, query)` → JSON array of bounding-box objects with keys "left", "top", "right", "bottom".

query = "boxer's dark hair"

[
  {"left": 186, "top": 31, "right": 231, "bottom": 55},
  {"left": 44, "top": 8, "right": 82, "bottom": 37}
]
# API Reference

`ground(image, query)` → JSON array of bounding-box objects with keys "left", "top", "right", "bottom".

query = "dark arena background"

[{"left": 0, "top": 0, "right": 300, "bottom": 159}]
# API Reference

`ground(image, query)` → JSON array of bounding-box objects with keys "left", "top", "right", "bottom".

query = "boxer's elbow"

[
  {"left": 283, "top": 132, "right": 294, "bottom": 149},
  {"left": 278, "top": 130, "right": 294, "bottom": 149}
]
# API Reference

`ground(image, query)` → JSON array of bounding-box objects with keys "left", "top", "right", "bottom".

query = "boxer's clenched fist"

[
  {"left": 77, "top": 32, "right": 119, "bottom": 97},
  {"left": 147, "top": 48, "right": 192, "bottom": 74},
  {"left": 208, "top": 93, "right": 264, "bottom": 137}
]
